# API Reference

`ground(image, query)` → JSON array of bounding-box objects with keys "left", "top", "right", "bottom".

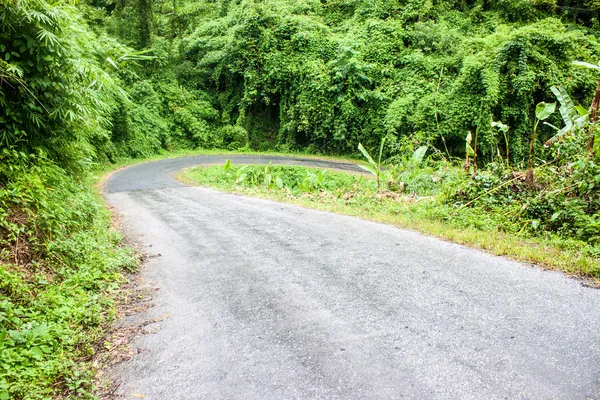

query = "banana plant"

[
  {"left": 543, "top": 86, "right": 587, "bottom": 148},
  {"left": 263, "top": 162, "right": 273, "bottom": 189},
  {"left": 275, "top": 174, "right": 284, "bottom": 189},
  {"left": 299, "top": 169, "right": 327, "bottom": 192},
  {"left": 358, "top": 137, "right": 386, "bottom": 189},
  {"left": 573, "top": 59, "right": 600, "bottom": 124},
  {"left": 464, "top": 131, "right": 475, "bottom": 173},
  {"left": 491, "top": 121, "right": 510, "bottom": 167},
  {"left": 526, "top": 101, "right": 556, "bottom": 184},
  {"left": 411, "top": 145, "right": 428, "bottom": 165},
  {"left": 550, "top": 66, "right": 600, "bottom": 157}
]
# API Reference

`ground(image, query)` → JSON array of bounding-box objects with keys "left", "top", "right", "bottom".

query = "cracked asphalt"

[{"left": 104, "top": 155, "right": 600, "bottom": 400}]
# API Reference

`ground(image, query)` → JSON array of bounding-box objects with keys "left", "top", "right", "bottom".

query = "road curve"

[
  {"left": 105, "top": 155, "right": 600, "bottom": 400},
  {"left": 105, "top": 154, "right": 365, "bottom": 193}
]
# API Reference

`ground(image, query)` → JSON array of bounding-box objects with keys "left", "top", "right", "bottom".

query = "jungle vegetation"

[{"left": 1, "top": 0, "right": 600, "bottom": 397}]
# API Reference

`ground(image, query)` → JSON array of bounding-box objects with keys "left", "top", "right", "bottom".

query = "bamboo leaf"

[{"left": 105, "top": 56, "right": 118, "bottom": 70}]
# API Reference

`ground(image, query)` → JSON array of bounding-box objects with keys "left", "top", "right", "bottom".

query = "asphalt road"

[{"left": 105, "top": 155, "right": 600, "bottom": 400}]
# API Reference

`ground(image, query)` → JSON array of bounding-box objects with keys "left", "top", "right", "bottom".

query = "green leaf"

[
  {"left": 40, "top": 345, "right": 52, "bottom": 354},
  {"left": 465, "top": 132, "right": 475, "bottom": 156},
  {"left": 235, "top": 173, "right": 247, "bottom": 184},
  {"left": 30, "top": 347, "right": 43, "bottom": 359},
  {"left": 535, "top": 102, "right": 556, "bottom": 120},
  {"left": 377, "top": 136, "right": 386, "bottom": 166},
  {"left": 576, "top": 105, "right": 588, "bottom": 117},
  {"left": 412, "top": 146, "right": 428, "bottom": 165},
  {"left": 491, "top": 120, "right": 509, "bottom": 133},
  {"left": 543, "top": 122, "right": 559, "bottom": 131},
  {"left": 572, "top": 60, "right": 600, "bottom": 71},
  {"left": 105, "top": 56, "right": 118, "bottom": 70},
  {"left": 359, "top": 164, "right": 378, "bottom": 176},
  {"left": 551, "top": 86, "right": 578, "bottom": 121},
  {"left": 358, "top": 143, "right": 376, "bottom": 167}
]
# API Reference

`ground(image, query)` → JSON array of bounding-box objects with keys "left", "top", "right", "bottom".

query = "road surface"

[{"left": 104, "top": 155, "right": 600, "bottom": 400}]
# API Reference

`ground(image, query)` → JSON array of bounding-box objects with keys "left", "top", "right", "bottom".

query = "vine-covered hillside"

[{"left": 177, "top": 0, "right": 600, "bottom": 158}]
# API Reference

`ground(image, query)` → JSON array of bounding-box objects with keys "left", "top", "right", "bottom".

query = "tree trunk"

[{"left": 138, "top": 0, "right": 153, "bottom": 47}]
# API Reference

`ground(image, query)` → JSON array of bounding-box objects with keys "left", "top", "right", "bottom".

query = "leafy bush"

[
  {"left": 219, "top": 125, "right": 249, "bottom": 150},
  {"left": 0, "top": 0, "right": 123, "bottom": 171},
  {"left": 445, "top": 126, "right": 600, "bottom": 244}
]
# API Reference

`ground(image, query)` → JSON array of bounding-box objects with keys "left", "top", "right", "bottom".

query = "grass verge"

[{"left": 180, "top": 163, "right": 600, "bottom": 283}]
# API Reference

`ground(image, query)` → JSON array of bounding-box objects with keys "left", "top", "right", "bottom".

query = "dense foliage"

[
  {"left": 4, "top": 0, "right": 600, "bottom": 161},
  {"left": 0, "top": 151, "right": 135, "bottom": 399},
  {"left": 0, "top": 1, "right": 137, "bottom": 398},
  {"left": 172, "top": 0, "right": 600, "bottom": 159},
  {"left": 2, "top": 0, "right": 600, "bottom": 396}
]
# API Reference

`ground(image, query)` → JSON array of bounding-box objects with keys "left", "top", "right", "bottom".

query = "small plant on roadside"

[
  {"left": 261, "top": 163, "right": 284, "bottom": 190},
  {"left": 386, "top": 146, "right": 429, "bottom": 193},
  {"left": 464, "top": 131, "right": 475, "bottom": 174},
  {"left": 263, "top": 163, "right": 273, "bottom": 189},
  {"left": 235, "top": 165, "right": 248, "bottom": 184},
  {"left": 299, "top": 169, "right": 328, "bottom": 192},
  {"left": 526, "top": 101, "right": 556, "bottom": 184},
  {"left": 572, "top": 60, "right": 600, "bottom": 154},
  {"left": 491, "top": 121, "right": 510, "bottom": 168},
  {"left": 223, "top": 158, "right": 233, "bottom": 172},
  {"left": 358, "top": 137, "right": 386, "bottom": 189}
]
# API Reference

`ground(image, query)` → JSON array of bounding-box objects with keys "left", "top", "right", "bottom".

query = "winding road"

[{"left": 105, "top": 155, "right": 600, "bottom": 400}]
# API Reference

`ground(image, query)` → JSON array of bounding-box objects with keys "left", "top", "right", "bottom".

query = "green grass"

[{"left": 180, "top": 163, "right": 600, "bottom": 282}]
